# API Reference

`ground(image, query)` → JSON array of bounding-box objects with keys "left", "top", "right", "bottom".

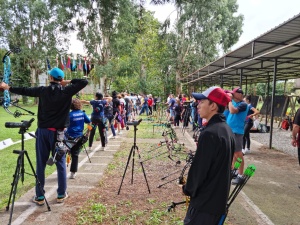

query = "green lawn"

[{"left": 0, "top": 102, "right": 93, "bottom": 209}]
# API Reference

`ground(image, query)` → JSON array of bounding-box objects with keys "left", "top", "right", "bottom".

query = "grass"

[
  {"left": 0, "top": 100, "right": 93, "bottom": 209},
  {"left": 71, "top": 117, "right": 236, "bottom": 225},
  {"left": 74, "top": 119, "right": 189, "bottom": 225}
]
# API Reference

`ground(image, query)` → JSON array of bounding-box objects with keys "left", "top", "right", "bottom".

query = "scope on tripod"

[
  {"left": 127, "top": 119, "right": 142, "bottom": 126},
  {"left": 5, "top": 118, "right": 35, "bottom": 129}
]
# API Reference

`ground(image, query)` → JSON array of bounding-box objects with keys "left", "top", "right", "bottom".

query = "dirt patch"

[{"left": 60, "top": 141, "right": 189, "bottom": 225}]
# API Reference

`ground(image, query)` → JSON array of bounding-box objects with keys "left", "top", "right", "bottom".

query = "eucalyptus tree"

[
  {"left": 150, "top": 0, "right": 244, "bottom": 94},
  {"left": 0, "top": 0, "right": 74, "bottom": 86}
]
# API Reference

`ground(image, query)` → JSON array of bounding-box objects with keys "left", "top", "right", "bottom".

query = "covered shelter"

[{"left": 181, "top": 13, "right": 300, "bottom": 149}]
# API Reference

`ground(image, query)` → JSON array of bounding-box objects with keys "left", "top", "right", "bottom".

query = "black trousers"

[
  {"left": 70, "top": 142, "right": 81, "bottom": 173},
  {"left": 184, "top": 205, "right": 221, "bottom": 225},
  {"left": 66, "top": 136, "right": 82, "bottom": 173},
  {"left": 243, "top": 122, "right": 253, "bottom": 149},
  {"left": 89, "top": 117, "right": 106, "bottom": 148}
]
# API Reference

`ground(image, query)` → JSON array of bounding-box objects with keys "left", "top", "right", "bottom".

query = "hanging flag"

[
  {"left": 60, "top": 55, "right": 64, "bottom": 70},
  {"left": 83, "top": 57, "right": 88, "bottom": 76},
  {"left": 63, "top": 56, "right": 67, "bottom": 70},
  {"left": 71, "top": 58, "right": 77, "bottom": 72},
  {"left": 67, "top": 56, "right": 71, "bottom": 71},
  {"left": 78, "top": 57, "right": 82, "bottom": 70},
  {"left": 46, "top": 58, "right": 51, "bottom": 70}
]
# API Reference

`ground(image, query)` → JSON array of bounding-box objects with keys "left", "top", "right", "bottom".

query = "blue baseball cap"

[{"left": 48, "top": 67, "right": 64, "bottom": 79}]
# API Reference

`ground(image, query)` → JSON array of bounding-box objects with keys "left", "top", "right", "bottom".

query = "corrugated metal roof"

[{"left": 181, "top": 13, "right": 300, "bottom": 87}]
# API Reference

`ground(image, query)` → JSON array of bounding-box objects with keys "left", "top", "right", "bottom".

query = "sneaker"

[
  {"left": 33, "top": 196, "right": 45, "bottom": 206},
  {"left": 57, "top": 193, "right": 68, "bottom": 203},
  {"left": 69, "top": 172, "right": 76, "bottom": 179},
  {"left": 232, "top": 176, "right": 244, "bottom": 185},
  {"left": 231, "top": 169, "right": 238, "bottom": 179},
  {"left": 100, "top": 146, "right": 105, "bottom": 151},
  {"left": 88, "top": 147, "right": 92, "bottom": 151},
  {"left": 112, "top": 136, "right": 116, "bottom": 139},
  {"left": 118, "top": 131, "right": 123, "bottom": 135},
  {"left": 242, "top": 148, "right": 251, "bottom": 155}
]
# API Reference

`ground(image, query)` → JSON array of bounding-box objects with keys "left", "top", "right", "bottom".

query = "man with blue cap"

[
  {"left": 0, "top": 67, "right": 88, "bottom": 205},
  {"left": 181, "top": 86, "right": 235, "bottom": 225}
]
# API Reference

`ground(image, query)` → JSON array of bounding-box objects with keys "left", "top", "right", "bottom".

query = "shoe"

[
  {"left": 242, "top": 148, "right": 251, "bottom": 155},
  {"left": 69, "top": 172, "right": 76, "bottom": 179},
  {"left": 112, "top": 136, "right": 116, "bottom": 139},
  {"left": 100, "top": 146, "right": 105, "bottom": 151},
  {"left": 232, "top": 176, "right": 244, "bottom": 185},
  {"left": 57, "top": 192, "right": 68, "bottom": 203},
  {"left": 88, "top": 147, "right": 92, "bottom": 151},
  {"left": 231, "top": 169, "right": 238, "bottom": 179},
  {"left": 118, "top": 131, "right": 123, "bottom": 135},
  {"left": 33, "top": 196, "right": 45, "bottom": 206}
]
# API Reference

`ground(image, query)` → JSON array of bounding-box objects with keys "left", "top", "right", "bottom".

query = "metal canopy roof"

[{"left": 181, "top": 13, "right": 300, "bottom": 87}]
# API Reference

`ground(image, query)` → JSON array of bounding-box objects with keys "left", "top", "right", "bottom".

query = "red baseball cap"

[
  {"left": 230, "top": 87, "right": 243, "bottom": 94},
  {"left": 192, "top": 86, "right": 231, "bottom": 107}
]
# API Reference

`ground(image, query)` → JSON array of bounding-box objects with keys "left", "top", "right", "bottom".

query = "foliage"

[
  {"left": 152, "top": 0, "right": 244, "bottom": 94},
  {"left": 0, "top": 105, "right": 57, "bottom": 209},
  {"left": 0, "top": 0, "right": 74, "bottom": 85}
]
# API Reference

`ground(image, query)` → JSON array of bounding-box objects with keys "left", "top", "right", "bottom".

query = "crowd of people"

[{"left": 5, "top": 66, "right": 300, "bottom": 225}]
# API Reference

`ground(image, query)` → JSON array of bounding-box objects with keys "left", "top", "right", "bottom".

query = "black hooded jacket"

[
  {"left": 10, "top": 79, "right": 88, "bottom": 129},
  {"left": 183, "top": 113, "right": 235, "bottom": 215}
]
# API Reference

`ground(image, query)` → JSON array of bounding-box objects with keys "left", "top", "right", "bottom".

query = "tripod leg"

[
  {"left": 24, "top": 151, "right": 51, "bottom": 212},
  {"left": 6, "top": 154, "right": 22, "bottom": 212},
  {"left": 7, "top": 154, "right": 22, "bottom": 225},
  {"left": 117, "top": 146, "right": 134, "bottom": 195},
  {"left": 136, "top": 146, "right": 151, "bottom": 194},
  {"left": 131, "top": 145, "right": 135, "bottom": 184},
  {"left": 83, "top": 145, "right": 91, "bottom": 163}
]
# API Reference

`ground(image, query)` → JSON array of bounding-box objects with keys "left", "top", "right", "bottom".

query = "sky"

[
  {"left": 70, "top": 0, "right": 300, "bottom": 54},
  {"left": 146, "top": 0, "right": 300, "bottom": 51}
]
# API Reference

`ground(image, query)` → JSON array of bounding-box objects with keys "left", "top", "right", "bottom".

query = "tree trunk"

[
  {"left": 176, "top": 69, "right": 182, "bottom": 95},
  {"left": 100, "top": 76, "right": 106, "bottom": 94}
]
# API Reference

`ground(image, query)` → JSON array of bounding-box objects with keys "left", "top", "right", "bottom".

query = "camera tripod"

[
  {"left": 5, "top": 119, "right": 51, "bottom": 225},
  {"left": 117, "top": 119, "right": 151, "bottom": 194}
]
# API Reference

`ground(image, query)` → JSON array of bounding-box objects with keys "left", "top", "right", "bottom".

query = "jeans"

[
  {"left": 35, "top": 128, "right": 67, "bottom": 197},
  {"left": 106, "top": 115, "right": 116, "bottom": 136},
  {"left": 139, "top": 105, "right": 149, "bottom": 115}
]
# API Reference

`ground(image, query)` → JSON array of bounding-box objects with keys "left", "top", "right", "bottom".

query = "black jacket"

[
  {"left": 10, "top": 79, "right": 88, "bottom": 129},
  {"left": 183, "top": 113, "right": 235, "bottom": 215}
]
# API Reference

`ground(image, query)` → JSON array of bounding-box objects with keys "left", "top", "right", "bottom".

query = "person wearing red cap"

[
  {"left": 182, "top": 86, "right": 235, "bottom": 225},
  {"left": 226, "top": 87, "right": 249, "bottom": 185}
]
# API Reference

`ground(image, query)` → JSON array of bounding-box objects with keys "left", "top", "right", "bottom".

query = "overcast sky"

[
  {"left": 146, "top": 0, "right": 300, "bottom": 51},
  {"left": 70, "top": 0, "right": 300, "bottom": 54}
]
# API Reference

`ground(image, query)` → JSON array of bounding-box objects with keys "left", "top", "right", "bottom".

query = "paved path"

[
  {"left": 0, "top": 132, "right": 125, "bottom": 225},
  {"left": 1, "top": 124, "right": 300, "bottom": 225}
]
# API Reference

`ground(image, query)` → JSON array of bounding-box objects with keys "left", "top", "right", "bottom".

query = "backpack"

[
  {"left": 136, "top": 98, "right": 141, "bottom": 106},
  {"left": 281, "top": 119, "right": 289, "bottom": 130},
  {"left": 104, "top": 103, "right": 113, "bottom": 117}
]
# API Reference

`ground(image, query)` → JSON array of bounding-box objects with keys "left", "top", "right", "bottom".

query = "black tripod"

[
  {"left": 117, "top": 119, "right": 151, "bottom": 194},
  {"left": 5, "top": 118, "right": 51, "bottom": 225}
]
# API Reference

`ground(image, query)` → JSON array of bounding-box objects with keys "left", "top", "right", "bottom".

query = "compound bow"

[{"left": 2, "top": 48, "right": 35, "bottom": 117}]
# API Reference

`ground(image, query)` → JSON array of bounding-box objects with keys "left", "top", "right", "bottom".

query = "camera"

[{"left": 5, "top": 118, "right": 35, "bottom": 129}]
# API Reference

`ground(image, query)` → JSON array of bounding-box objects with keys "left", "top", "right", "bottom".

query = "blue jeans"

[
  {"left": 139, "top": 105, "right": 149, "bottom": 115},
  {"left": 107, "top": 115, "right": 116, "bottom": 136},
  {"left": 35, "top": 128, "right": 67, "bottom": 197}
]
